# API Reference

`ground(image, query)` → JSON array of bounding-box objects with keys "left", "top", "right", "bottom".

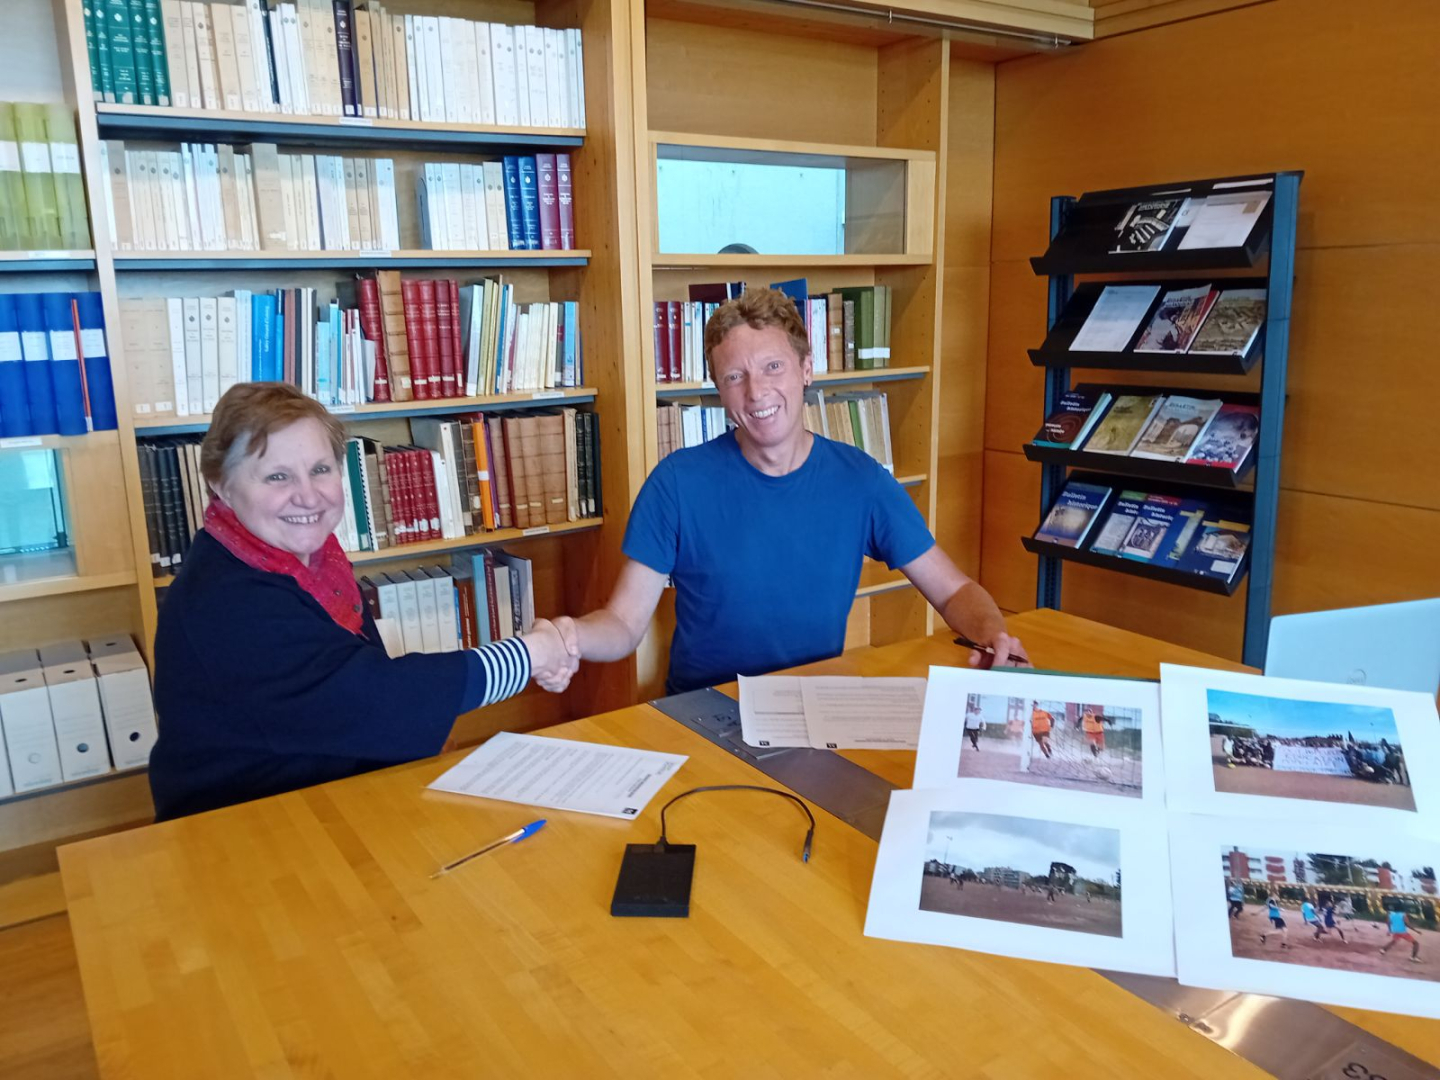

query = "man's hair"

[
  {"left": 201, "top": 382, "right": 347, "bottom": 490},
  {"left": 703, "top": 287, "right": 810, "bottom": 379}
]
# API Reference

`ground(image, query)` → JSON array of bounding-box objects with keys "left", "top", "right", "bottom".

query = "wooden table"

[{"left": 59, "top": 610, "right": 1440, "bottom": 1077}]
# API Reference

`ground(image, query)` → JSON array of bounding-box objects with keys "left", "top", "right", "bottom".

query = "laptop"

[{"left": 1265, "top": 598, "right": 1440, "bottom": 695}]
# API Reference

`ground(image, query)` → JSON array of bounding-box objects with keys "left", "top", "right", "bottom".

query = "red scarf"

[{"left": 203, "top": 498, "right": 365, "bottom": 636}]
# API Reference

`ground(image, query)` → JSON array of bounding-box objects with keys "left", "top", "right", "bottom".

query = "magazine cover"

[
  {"left": 1081, "top": 394, "right": 1163, "bottom": 455},
  {"left": 1110, "top": 198, "right": 1185, "bottom": 254},
  {"left": 1186, "top": 404, "right": 1261, "bottom": 469},
  {"left": 1134, "top": 287, "right": 1219, "bottom": 353},
  {"left": 1188, "top": 289, "right": 1267, "bottom": 355},
  {"left": 1130, "top": 396, "right": 1223, "bottom": 461}
]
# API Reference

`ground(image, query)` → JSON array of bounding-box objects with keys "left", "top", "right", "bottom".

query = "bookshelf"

[{"left": 1025, "top": 172, "right": 1301, "bottom": 668}]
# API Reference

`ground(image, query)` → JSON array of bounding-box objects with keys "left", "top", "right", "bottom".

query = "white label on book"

[
  {"left": 327, "top": 403, "right": 356, "bottom": 414},
  {"left": 79, "top": 329, "right": 105, "bottom": 357},
  {"left": 154, "top": 400, "right": 174, "bottom": 412},
  {"left": 50, "top": 143, "right": 81, "bottom": 174},
  {"left": 26, "top": 250, "right": 68, "bottom": 259},
  {"left": 134, "top": 403, "right": 152, "bottom": 414},
  {"left": 531, "top": 390, "right": 563, "bottom": 400},
  {"left": 0, "top": 141, "right": 19, "bottom": 171},
  {"left": 47, "top": 331, "right": 78, "bottom": 361},
  {"left": 19, "top": 141, "right": 50, "bottom": 172},
  {"left": 0, "top": 436, "right": 43, "bottom": 448},
  {"left": 337, "top": 116, "right": 374, "bottom": 126},
  {"left": 20, "top": 331, "right": 46, "bottom": 360},
  {"left": 0, "top": 332, "right": 19, "bottom": 362},
  {"left": 522, "top": 525, "right": 551, "bottom": 536}
]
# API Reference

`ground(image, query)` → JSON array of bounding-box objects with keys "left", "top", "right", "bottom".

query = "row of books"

[
  {"left": 803, "top": 388, "right": 894, "bottom": 472},
  {"left": 415, "top": 154, "right": 576, "bottom": 252},
  {"left": 1035, "top": 391, "right": 1259, "bottom": 471},
  {"left": 360, "top": 550, "right": 539, "bottom": 659},
  {"left": 1069, "top": 284, "right": 1266, "bottom": 357},
  {"left": 139, "top": 409, "right": 599, "bottom": 576},
  {"left": 120, "top": 278, "right": 582, "bottom": 416},
  {"left": 0, "top": 637, "right": 156, "bottom": 797},
  {"left": 1110, "top": 185, "right": 1272, "bottom": 254},
  {"left": 0, "top": 103, "right": 90, "bottom": 252},
  {"left": 86, "top": 1, "right": 586, "bottom": 130},
  {"left": 101, "top": 140, "right": 398, "bottom": 252},
  {"left": 656, "top": 403, "right": 727, "bottom": 459},
  {"left": 1034, "top": 479, "right": 1252, "bottom": 585},
  {"left": 0, "top": 292, "right": 119, "bottom": 437}
]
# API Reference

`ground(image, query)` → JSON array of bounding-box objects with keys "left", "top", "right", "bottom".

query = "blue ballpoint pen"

[{"left": 431, "top": 819, "right": 547, "bottom": 878}]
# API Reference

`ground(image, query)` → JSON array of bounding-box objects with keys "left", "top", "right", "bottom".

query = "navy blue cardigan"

[{"left": 150, "top": 530, "right": 505, "bottom": 820}]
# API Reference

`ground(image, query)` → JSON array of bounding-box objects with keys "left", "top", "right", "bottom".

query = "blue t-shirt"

[
  {"left": 1389, "top": 910, "right": 1409, "bottom": 933},
  {"left": 1301, "top": 902, "right": 1318, "bottom": 922},
  {"left": 623, "top": 431, "right": 934, "bottom": 693}
]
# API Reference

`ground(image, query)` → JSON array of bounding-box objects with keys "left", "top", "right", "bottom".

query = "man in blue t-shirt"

[{"left": 554, "top": 288, "right": 1027, "bottom": 694}]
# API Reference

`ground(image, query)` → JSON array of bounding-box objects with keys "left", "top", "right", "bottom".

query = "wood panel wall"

[{"left": 982, "top": 0, "right": 1440, "bottom": 660}]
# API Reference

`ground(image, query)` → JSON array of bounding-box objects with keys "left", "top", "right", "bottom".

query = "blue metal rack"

[{"left": 1030, "top": 171, "right": 1302, "bottom": 668}]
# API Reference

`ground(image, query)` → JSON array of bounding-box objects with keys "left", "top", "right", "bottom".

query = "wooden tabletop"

[{"left": 59, "top": 610, "right": 1440, "bottom": 1077}]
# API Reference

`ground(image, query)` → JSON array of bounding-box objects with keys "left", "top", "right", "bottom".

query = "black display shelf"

[
  {"left": 1027, "top": 277, "right": 1267, "bottom": 375},
  {"left": 1021, "top": 535, "right": 1248, "bottom": 597},
  {"left": 1029, "top": 174, "right": 1280, "bottom": 277}
]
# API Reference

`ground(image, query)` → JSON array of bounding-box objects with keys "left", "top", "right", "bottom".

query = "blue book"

[
  {"left": 1118, "top": 495, "right": 1196, "bottom": 563},
  {"left": 769, "top": 278, "right": 809, "bottom": 321},
  {"left": 492, "top": 284, "right": 511, "bottom": 393},
  {"left": 467, "top": 550, "right": 493, "bottom": 645},
  {"left": 1088, "top": 489, "right": 1147, "bottom": 556},
  {"left": 14, "top": 293, "right": 58, "bottom": 434},
  {"left": 501, "top": 157, "right": 524, "bottom": 250},
  {"left": 1033, "top": 481, "right": 1110, "bottom": 548},
  {"left": 75, "top": 292, "right": 117, "bottom": 431},
  {"left": 517, "top": 156, "right": 541, "bottom": 250},
  {"left": 272, "top": 295, "right": 285, "bottom": 383},
  {"left": 0, "top": 295, "right": 33, "bottom": 437},
  {"left": 252, "top": 293, "right": 275, "bottom": 381},
  {"left": 1176, "top": 519, "right": 1251, "bottom": 583},
  {"left": 316, "top": 322, "right": 332, "bottom": 403},
  {"left": 43, "top": 292, "right": 87, "bottom": 435},
  {"left": 562, "top": 301, "right": 578, "bottom": 386}
]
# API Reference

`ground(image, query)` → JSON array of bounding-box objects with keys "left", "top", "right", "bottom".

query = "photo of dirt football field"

[
  {"left": 919, "top": 876, "right": 1123, "bottom": 938},
  {"left": 1227, "top": 903, "right": 1439, "bottom": 983}
]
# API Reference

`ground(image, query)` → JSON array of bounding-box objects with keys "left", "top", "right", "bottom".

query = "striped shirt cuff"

[{"left": 471, "top": 638, "right": 531, "bottom": 707}]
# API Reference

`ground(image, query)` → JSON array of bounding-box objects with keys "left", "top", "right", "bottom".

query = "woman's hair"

[
  {"left": 200, "top": 382, "right": 347, "bottom": 490},
  {"left": 703, "top": 287, "right": 810, "bottom": 379}
]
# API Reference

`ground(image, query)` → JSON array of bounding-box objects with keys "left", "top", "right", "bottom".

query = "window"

[
  {"left": 0, "top": 447, "right": 74, "bottom": 582},
  {"left": 656, "top": 158, "right": 848, "bottom": 256}
]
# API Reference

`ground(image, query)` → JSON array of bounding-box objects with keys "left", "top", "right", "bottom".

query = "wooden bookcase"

[
  {"left": 1022, "top": 172, "right": 1302, "bottom": 668},
  {"left": 0, "top": 0, "right": 1063, "bottom": 853}
]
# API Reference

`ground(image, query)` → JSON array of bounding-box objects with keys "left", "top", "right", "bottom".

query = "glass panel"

[
  {"left": 656, "top": 158, "right": 847, "bottom": 256},
  {"left": 0, "top": 448, "right": 72, "bottom": 570}
]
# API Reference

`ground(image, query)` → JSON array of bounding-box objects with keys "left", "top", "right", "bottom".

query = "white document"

[
  {"left": 1068, "top": 284, "right": 1160, "bottom": 352},
  {"left": 737, "top": 675, "right": 808, "bottom": 749},
  {"left": 1170, "top": 813, "right": 1440, "bottom": 1019},
  {"left": 1159, "top": 663, "right": 1440, "bottom": 828},
  {"left": 865, "top": 785, "right": 1175, "bottom": 977},
  {"left": 1178, "top": 190, "right": 1272, "bottom": 249},
  {"left": 914, "top": 665, "right": 1163, "bottom": 804},
  {"left": 428, "top": 732, "right": 686, "bottom": 819},
  {"left": 800, "top": 676, "right": 927, "bottom": 750}
]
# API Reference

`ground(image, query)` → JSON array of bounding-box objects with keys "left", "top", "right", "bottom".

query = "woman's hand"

[{"left": 522, "top": 618, "right": 581, "bottom": 692}]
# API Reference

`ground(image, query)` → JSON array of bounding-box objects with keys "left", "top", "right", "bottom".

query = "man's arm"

[
  {"left": 554, "top": 558, "right": 669, "bottom": 663},
  {"left": 899, "top": 545, "right": 1029, "bottom": 668}
]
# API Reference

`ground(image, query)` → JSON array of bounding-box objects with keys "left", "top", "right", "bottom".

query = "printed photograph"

[
  {"left": 919, "top": 811, "right": 1123, "bottom": 937},
  {"left": 1208, "top": 689, "right": 1413, "bottom": 810},
  {"left": 1221, "top": 845, "right": 1440, "bottom": 983},
  {"left": 958, "top": 694, "right": 1143, "bottom": 797}
]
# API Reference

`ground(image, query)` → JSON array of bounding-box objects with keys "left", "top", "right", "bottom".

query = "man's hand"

[
  {"left": 522, "top": 618, "right": 581, "bottom": 692},
  {"left": 552, "top": 614, "right": 582, "bottom": 662},
  {"left": 967, "top": 631, "right": 1031, "bottom": 669}
]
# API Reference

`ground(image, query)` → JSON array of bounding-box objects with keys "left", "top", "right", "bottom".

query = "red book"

[
  {"left": 454, "top": 572, "right": 476, "bottom": 648},
  {"left": 653, "top": 302, "right": 667, "bottom": 383},
  {"left": 482, "top": 551, "right": 502, "bottom": 641},
  {"left": 417, "top": 280, "right": 442, "bottom": 399},
  {"left": 536, "top": 153, "right": 561, "bottom": 250},
  {"left": 392, "top": 449, "right": 416, "bottom": 544},
  {"left": 417, "top": 449, "right": 441, "bottom": 541},
  {"left": 400, "top": 280, "right": 432, "bottom": 401},
  {"left": 448, "top": 279, "right": 463, "bottom": 394},
  {"left": 556, "top": 153, "right": 574, "bottom": 250},
  {"left": 434, "top": 278, "right": 457, "bottom": 398},
  {"left": 666, "top": 301, "right": 681, "bottom": 381},
  {"left": 355, "top": 276, "right": 391, "bottom": 402}
]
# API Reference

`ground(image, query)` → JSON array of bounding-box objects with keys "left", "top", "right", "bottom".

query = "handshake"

[{"left": 519, "top": 615, "right": 582, "bottom": 693}]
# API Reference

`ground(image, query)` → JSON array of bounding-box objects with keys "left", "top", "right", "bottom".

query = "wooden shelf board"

[
  {"left": 0, "top": 430, "right": 120, "bottom": 451},
  {"left": 0, "top": 250, "right": 96, "bottom": 272},
  {"left": 113, "top": 250, "right": 590, "bottom": 270},
  {"left": 855, "top": 579, "right": 913, "bottom": 599},
  {"left": 651, "top": 130, "right": 934, "bottom": 164},
  {"left": 895, "top": 474, "right": 926, "bottom": 487},
  {"left": 652, "top": 253, "right": 930, "bottom": 269},
  {"left": 94, "top": 104, "right": 585, "bottom": 148},
  {"left": 134, "top": 388, "right": 599, "bottom": 434},
  {"left": 658, "top": 367, "right": 930, "bottom": 397},
  {"left": 0, "top": 570, "right": 138, "bottom": 604},
  {"left": 0, "top": 765, "right": 148, "bottom": 810}
]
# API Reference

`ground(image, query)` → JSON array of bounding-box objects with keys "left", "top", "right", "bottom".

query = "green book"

[
  {"left": 143, "top": 0, "right": 170, "bottom": 107},
  {"left": 105, "top": 0, "right": 137, "bottom": 105},
  {"left": 846, "top": 398, "right": 865, "bottom": 453},
  {"left": 834, "top": 287, "right": 875, "bottom": 371},
  {"left": 0, "top": 104, "right": 24, "bottom": 249},
  {"left": 877, "top": 284, "right": 891, "bottom": 368},
  {"left": 83, "top": 2, "right": 102, "bottom": 101},
  {"left": 45, "top": 104, "right": 90, "bottom": 250},
  {"left": 93, "top": 0, "right": 115, "bottom": 102},
  {"left": 128, "top": 0, "right": 155, "bottom": 106},
  {"left": 13, "top": 103, "right": 61, "bottom": 249}
]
